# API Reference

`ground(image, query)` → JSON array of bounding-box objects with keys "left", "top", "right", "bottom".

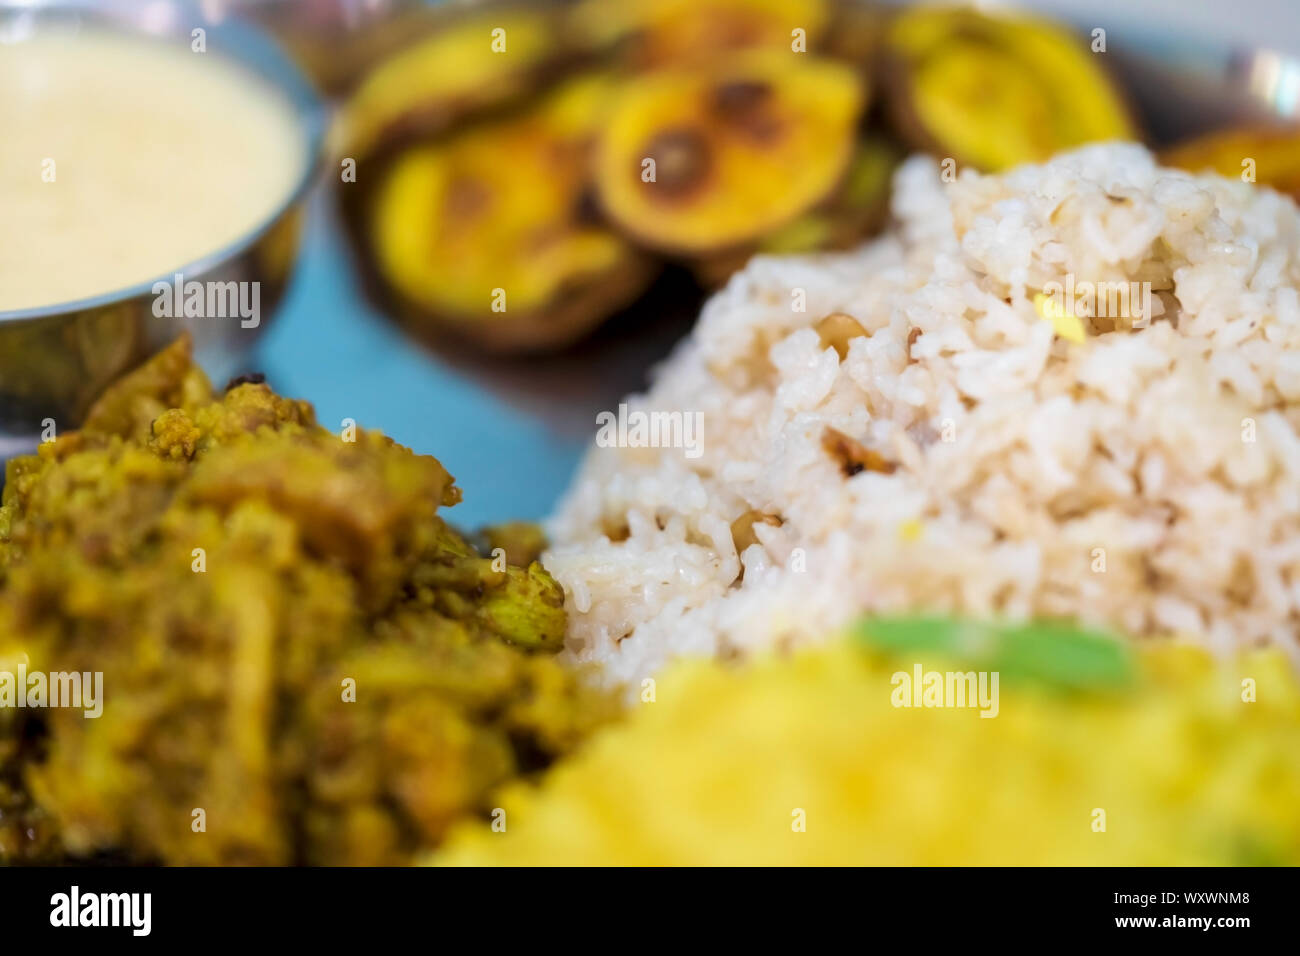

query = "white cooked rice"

[{"left": 545, "top": 143, "right": 1300, "bottom": 687}]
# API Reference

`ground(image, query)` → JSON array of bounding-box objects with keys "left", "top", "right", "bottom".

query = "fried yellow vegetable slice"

[
  {"left": 772, "top": 135, "right": 900, "bottom": 249},
  {"left": 691, "top": 135, "right": 900, "bottom": 287},
  {"left": 569, "top": 0, "right": 831, "bottom": 68},
  {"left": 332, "top": 4, "right": 568, "bottom": 166},
  {"left": 594, "top": 51, "right": 866, "bottom": 255},
  {"left": 365, "top": 74, "right": 657, "bottom": 351},
  {"left": 1161, "top": 124, "right": 1300, "bottom": 200},
  {"left": 883, "top": 7, "right": 1138, "bottom": 172}
]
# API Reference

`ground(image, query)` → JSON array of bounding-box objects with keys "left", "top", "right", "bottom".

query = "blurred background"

[
  {"left": 6, "top": 0, "right": 1300, "bottom": 525},
  {"left": 252, "top": 0, "right": 1300, "bottom": 526}
]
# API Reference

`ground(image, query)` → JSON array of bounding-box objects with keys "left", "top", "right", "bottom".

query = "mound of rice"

[{"left": 546, "top": 143, "right": 1300, "bottom": 687}]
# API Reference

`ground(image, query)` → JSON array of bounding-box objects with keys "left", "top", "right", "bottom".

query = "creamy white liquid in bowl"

[{"left": 0, "top": 28, "right": 309, "bottom": 312}]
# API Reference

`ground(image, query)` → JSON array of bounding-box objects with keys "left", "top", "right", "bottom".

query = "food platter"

[{"left": 3, "top": 0, "right": 1300, "bottom": 878}]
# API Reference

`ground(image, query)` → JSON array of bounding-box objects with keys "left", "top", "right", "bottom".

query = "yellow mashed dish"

[{"left": 437, "top": 628, "right": 1300, "bottom": 866}]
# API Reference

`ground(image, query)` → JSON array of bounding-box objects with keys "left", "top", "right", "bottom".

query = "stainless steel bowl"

[{"left": 0, "top": 0, "right": 325, "bottom": 460}]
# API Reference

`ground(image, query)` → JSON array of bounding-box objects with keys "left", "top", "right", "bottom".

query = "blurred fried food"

[
  {"left": 366, "top": 73, "right": 657, "bottom": 351},
  {"left": 1161, "top": 124, "right": 1300, "bottom": 200},
  {"left": 332, "top": 3, "right": 575, "bottom": 166},
  {"left": 569, "top": 0, "right": 833, "bottom": 69},
  {"left": 881, "top": 6, "right": 1138, "bottom": 171},
  {"left": 0, "top": 337, "right": 617, "bottom": 865},
  {"left": 593, "top": 51, "right": 865, "bottom": 255},
  {"left": 690, "top": 134, "right": 900, "bottom": 287},
  {"left": 335, "top": 0, "right": 882, "bottom": 353}
]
